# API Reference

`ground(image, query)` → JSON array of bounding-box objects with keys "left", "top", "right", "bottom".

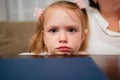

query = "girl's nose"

[{"left": 58, "top": 31, "right": 68, "bottom": 43}]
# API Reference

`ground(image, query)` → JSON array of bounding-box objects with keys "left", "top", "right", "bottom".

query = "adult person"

[{"left": 85, "top": 0, "right": 120, "bottom": 54}]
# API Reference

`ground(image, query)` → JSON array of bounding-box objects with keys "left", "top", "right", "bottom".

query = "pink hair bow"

[
  {"left": 33, "top": 8, "right": 44, "bottom": 18},
  {"left": 76, "top": 0, "right": 86, "bottom": 9}
]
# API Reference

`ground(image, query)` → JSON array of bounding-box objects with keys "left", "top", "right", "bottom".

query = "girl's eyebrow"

[
  {"left": 45, "top": 25, "right": 59, "bottom": 30},
  {"left": 65, "top": 24, "right": 80, "bottom": 28},
  {"left": 45, "top": 24, "right": 80, "bottom": 29},
  {"left": 46, "top": 25, "right": 59, "bottom": 28}
]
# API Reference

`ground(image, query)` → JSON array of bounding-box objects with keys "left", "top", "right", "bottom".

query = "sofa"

[{"left": 0, "top": 22, "right": 36, "bottom": 55}]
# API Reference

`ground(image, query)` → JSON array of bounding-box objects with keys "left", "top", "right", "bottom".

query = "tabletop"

[
  {"left": 0, "top": 55, "right": 120, "bottom": 80},
  {"left": 90, "top": 55, "right": 120, "bottom": 80}
]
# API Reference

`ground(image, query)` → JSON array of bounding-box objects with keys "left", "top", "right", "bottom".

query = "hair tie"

[
  {"left": 33, "top": 8, "right": 44, "bottom": 18},
  {"left": 76, "top": 0, "right": 86, "bottom": 9}
]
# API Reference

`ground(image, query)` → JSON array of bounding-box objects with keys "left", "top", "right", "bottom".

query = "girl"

[{"left": 20, "top": 0, "right": 88, "bottom": 55}]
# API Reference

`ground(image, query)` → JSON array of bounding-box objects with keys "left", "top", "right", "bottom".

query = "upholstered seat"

[{"left": 0, "top": 22, "right": 36, "bottom": 55}]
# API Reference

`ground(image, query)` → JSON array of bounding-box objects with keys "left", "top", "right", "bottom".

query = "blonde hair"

[{"left": 29, "top": 1, "right": 88, "bottom": 54}]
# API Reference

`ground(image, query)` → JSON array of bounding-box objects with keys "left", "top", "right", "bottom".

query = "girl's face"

[{"left": 43, "top": 8, "right": 84, "bottom": 55}]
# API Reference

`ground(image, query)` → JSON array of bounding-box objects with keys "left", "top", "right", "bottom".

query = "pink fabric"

[
  {"left": 33, "top": 8, "right": 44, "bottom": 18},
  {"left": 76, "top": 0, "right": 86, "bottom": 9}
]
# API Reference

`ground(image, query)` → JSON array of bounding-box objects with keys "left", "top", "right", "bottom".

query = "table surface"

[
  {"left": 90, "top": 55, "right": 120, "bottom": 80},
  {"left": 0, "top": 55, "right": 120, "bottom": 80}
]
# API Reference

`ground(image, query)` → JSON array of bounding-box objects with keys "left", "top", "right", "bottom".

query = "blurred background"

[
  {"left": 0, "top": 0, "right": 88, "bottom": 22},
  {"left": 0, "top": 0, "right": 57, "bottom": 21}
]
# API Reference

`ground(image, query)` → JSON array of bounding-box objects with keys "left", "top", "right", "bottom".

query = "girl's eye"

[
  {"left": 49, "top": 28, "right": 57, "bottom": 33},
  {"left": 68, "top": 28, "right": 76, "bottom": 32}
]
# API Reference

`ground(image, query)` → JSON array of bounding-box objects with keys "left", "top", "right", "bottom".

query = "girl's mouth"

[{"left": 56, "top": 46, "right": 72, "bottom": 52}]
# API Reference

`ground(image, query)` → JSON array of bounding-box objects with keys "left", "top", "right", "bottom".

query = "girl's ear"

[
  {"left": 42, "top": 31, "right": 46, "bottom": 45},
  {"left": 79, "top": 29, "right": 88, "bottom": 51},
  {"left": 81, "top": 29, "right": 88, "bottom": 42}
]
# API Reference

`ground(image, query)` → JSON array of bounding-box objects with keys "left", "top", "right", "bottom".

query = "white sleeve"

[{"left": 19, "top": 52, "right": 35, "bottom": 55}]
